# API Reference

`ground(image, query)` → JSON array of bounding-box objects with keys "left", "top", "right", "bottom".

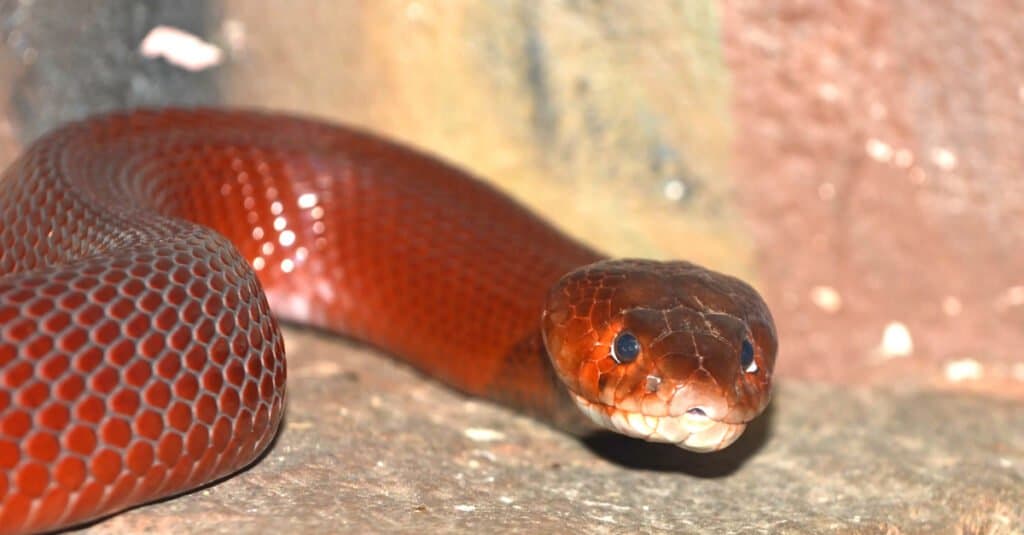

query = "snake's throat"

[{"left": 571, "top": 394, "right": 746, "bottom": 452}]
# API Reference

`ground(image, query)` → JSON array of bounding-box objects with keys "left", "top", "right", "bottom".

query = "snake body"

[{"left": 0, "top": 109, "right": 776, "bottom": 533}]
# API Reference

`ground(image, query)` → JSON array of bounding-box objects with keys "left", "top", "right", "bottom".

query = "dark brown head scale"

[{"left": 541, "top": 259, "right": 777, "bottom": 451}]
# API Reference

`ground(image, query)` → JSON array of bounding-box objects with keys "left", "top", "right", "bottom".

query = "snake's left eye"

[
  {"left": 611, "top": 331, "right": 641, "bottom": 364},
  {"left": 740, "top": 338, "right": 757, "bottom": 373}
]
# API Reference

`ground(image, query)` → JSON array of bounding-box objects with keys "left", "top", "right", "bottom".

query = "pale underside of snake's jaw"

[{"left": 570, "top": 394, "right": 746, "bottom": 452}]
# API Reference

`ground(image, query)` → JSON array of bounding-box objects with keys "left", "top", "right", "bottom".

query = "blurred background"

[{"left": 3, "top": 1, "right": 1023, "bottom": 398}]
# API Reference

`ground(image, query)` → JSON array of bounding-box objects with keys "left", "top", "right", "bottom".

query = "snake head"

[{"left": 541, "top": 259, "right": 777, "bottom": 452}]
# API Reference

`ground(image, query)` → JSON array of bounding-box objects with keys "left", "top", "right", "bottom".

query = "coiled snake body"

[{"left": 0, "top": 109, "right": 776, "bottom": 533}]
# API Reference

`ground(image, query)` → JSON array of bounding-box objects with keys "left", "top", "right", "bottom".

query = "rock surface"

[{"left": 78, "top": 328, "right": 1024, "bottom": 534}]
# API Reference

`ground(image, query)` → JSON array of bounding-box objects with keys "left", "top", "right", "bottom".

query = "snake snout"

[{"left": 668, "top": 384, "right": 731, "bottom": 421}]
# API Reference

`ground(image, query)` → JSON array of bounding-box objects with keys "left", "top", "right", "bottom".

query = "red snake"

[{"left": 0, "top": 109, "right": 776, "bottom": 533}]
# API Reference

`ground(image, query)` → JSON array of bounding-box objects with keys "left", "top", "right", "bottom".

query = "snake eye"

[
  {"left": 611, "top": 331, "right": 641, "bottom": 364},
  {"left": 740, "top": 338, "right": 757, "bottom": 373}
]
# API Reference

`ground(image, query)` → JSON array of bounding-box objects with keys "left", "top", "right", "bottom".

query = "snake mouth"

[{"left": 570, "top": 394, "right": 746, "bottom": 452}]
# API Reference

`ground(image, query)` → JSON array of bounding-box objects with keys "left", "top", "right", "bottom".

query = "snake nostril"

[{"left": 687, "top": 407, "right": 708, "bottom": 417}]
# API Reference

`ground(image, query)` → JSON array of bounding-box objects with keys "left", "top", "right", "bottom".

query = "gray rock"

[{"left": 81, "top": 327, "right": 1024, "bottom": 534}]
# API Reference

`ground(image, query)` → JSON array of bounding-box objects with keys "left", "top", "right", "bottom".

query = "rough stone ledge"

[{"left": 74, "top": 327, "right": 1024, "bottom": 534}]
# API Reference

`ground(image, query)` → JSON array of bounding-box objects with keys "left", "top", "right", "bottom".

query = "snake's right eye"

[{"left": 611, "top": 331, "right": 641, "bottom": 364}]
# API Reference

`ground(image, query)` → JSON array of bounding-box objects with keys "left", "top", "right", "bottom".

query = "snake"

[{"left": 0, "top": 108, "right": 777, "bottom": 533}]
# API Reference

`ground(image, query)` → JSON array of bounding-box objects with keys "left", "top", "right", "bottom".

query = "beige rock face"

[{"left": 1, "top": 1, "right": 1022, "bottom": 533}]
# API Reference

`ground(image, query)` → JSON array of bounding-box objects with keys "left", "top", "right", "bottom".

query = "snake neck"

[{"left": 486, "top": 330, "right": 600, "bottom": 436}]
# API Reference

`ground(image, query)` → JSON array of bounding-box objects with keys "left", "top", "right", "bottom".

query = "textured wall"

[
  {"left": 724, "top": 1, "right": 1024, "bottom": 395},
  {"left": 216, "top": 1, "right": 749, "bottom": 273},
  {"left": 2, "top": 1, "right": 1022, "bottom": 389}
]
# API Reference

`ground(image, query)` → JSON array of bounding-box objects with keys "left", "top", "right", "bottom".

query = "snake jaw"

[{"left": 570, "top": 393, "right": 746, "bottom": 452}]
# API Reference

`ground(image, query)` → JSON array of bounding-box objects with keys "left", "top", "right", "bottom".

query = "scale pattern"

[
  {"left": 0, "top": 109, "right": 776, "bottom": 533},
  {"left": 0, "top": 109, "right": 601, "bottom": 533}
]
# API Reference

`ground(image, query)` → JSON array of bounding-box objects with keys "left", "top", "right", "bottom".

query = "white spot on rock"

[
  {"left": 139, "top": 25, "right": 223, "bottom": 71},
  {"left": 930, "top": 147, "right": 958, "bottom": 170},
  {"left": 663, "top": 180, "right": 686, "bottom": 201},
  {"left": 463, "top": 427, "right": 506, "bottom": 442},
  {"left": 810, "top": 285, "right": 842, "bottom": 313},
  {"left": 454, "top": 504, "right": 476, "bottom": 512},
  {"left": 880, "top": 322, "right": 913, "bottom": 358},
  {"left": 945, "top": 359, "right": 983, "bottom": 382},
  {"left": 865, "top": 138, "right": 893, "bottom": 162}
]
